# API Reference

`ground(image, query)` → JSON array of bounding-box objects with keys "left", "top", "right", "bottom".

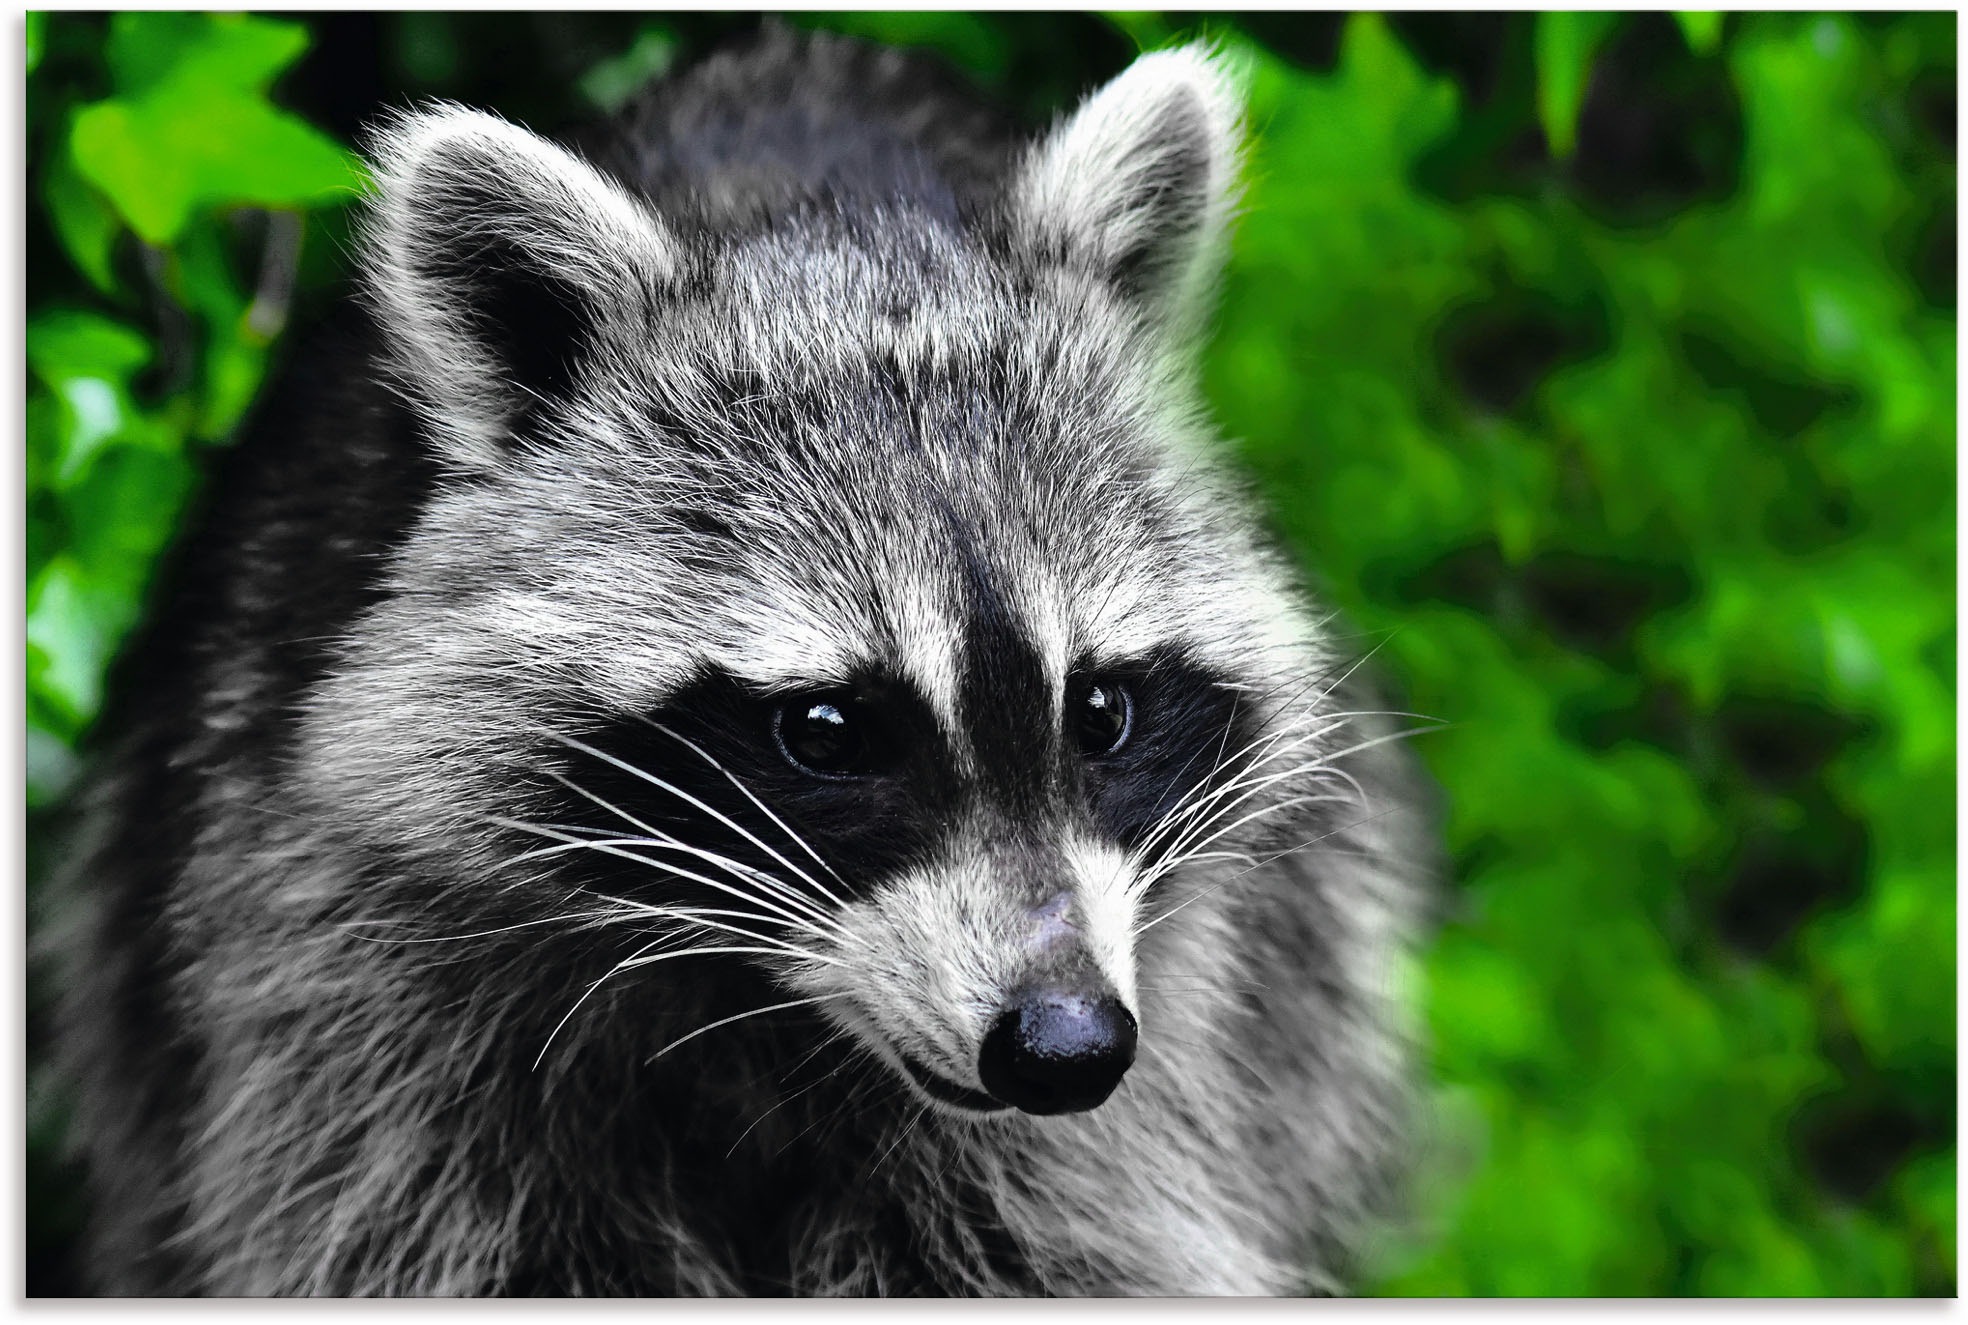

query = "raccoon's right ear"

[{"left": 359, "top": 105, "right": 678, "bottom": 470}]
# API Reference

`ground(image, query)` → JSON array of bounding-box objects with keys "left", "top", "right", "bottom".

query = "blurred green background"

[{"left": 24, "top": 10, "right": 1956, "bottom": 1296}]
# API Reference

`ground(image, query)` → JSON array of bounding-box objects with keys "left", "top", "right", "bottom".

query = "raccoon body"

[{"left": 53, "top": 28, "right": 1431, "bottom": 1295}]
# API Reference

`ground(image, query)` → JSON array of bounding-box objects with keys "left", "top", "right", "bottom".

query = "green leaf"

[
  {"left": 105, "top": 11, "right": 309, "bottom": 99},
  {"left": 26, "top": 310, "right": 162, "bottom": 489},
  {"left": 26, "top": 11, "right": 44, "bottom": 74},
  {"left": 59, "top": 444, "right": 196, "bottom": 586},
  {"left": 579, "top": 26, "right": 676, "bottom": 113},
  {"left": 1534, "top": 12, "right": 1622, "bottom": 159},
  {"left": 25, "top": 308, "right": 150, "bottom": 381},
  {"left": 26, "top": 555, "right": 128, "bottom": 736},
  {"left": 43, "top": 148, "right": 122, "bottom": 293},
  {"left": 69, "top": 13, "right": 355, "bottom": 243},
  {"left": 71, "top": 91, "right": 354, "bottom": 244},
  {"left": 1674, "top": 11, "right": 1725, "bottom": 56},
  {"left": 68, "top": 99, "right": 190, "bottom": 242}
]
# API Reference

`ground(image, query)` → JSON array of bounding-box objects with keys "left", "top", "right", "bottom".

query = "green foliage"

[
  {"left": 1675, "top": 12, "right": 1727, "bottom": 58},
  {"left": 27, "top": 12, "right": 358, "bottom": 805},
  {"left": 1534, "top": 13, "right": 1621, "bottom": 158},
  {"left": 69, "top": 14, "right": 354, "bottom": 244},
  {"left": 23, "top": 11, "right": 1955, "bottom": 1296},
  {"left": 1199, "top": 12, "right": 1954, "bottom": 1295}
]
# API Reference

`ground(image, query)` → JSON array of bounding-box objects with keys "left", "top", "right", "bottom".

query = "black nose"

[{"left": 978, "top": 989, "right": 1138, "bottom": 1115}]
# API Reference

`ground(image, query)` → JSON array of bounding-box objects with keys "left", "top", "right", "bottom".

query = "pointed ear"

[
  {"left": 359, "top": 105, "right": 678, "bottom": 470},
  {"left": 1007, "top": 44, "right": 1244, "bottom": 338}
]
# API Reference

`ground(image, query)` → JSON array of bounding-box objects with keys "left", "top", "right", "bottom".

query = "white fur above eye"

[{"left": 360, "top": 104, "right": 680, "bottom": 470}]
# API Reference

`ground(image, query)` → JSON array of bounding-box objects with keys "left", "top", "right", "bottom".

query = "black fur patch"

[
  {"left": 1075, "top": 645, "right": 1256, "bottom": 867},
  {"left": 530, "top": 665, "right": 962, "bottom": 907},
  {"left": 949, "top": 519, "right": 1057, "bottom": 818}
]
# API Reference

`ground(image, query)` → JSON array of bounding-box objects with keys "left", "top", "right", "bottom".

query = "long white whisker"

[
  {"left": 726, "top": 1032, "right": 855, "bottom": 1159},
  {"left": 529, "top": 771, "right": 840, "bottom": 934},
  {"left": 1146, "top": 790, "right": 1356, "bottom": 892},
  {"left": 1307, "top": 721, "right": 1451, "bottom": 770},
  {"left": 489, "top": 809, "right": 846, "bottom": 944},
  {"left": 618, "top": 943, "right": 843, "bottom": 971},
  {"left": 339, "top": 908, "right": 630, "bottom": 946},
  {"left": 1135, "top": 713, "right": 1443, "bottom": 882},
  {"left": 1132, "top": 807, "right": 1398, "bottom": 937},
  {"left": 589, "top": 898, "right": 845, "bottom": 966},
  {"left": 1136, "top": 757, "right": 1343, "bottom": 880},
  {"left": 541, "top": 729, "right": 852, "bottom": 924},
  {"left": 871, "top": 1101, "right": 932, "bottom": 1179},
  {"left": 498, "top": 827, "right": 854, "bottom": 944},
  {"left": 1128, "top": 720, "right": 1337, "bottom": 865},
  {"left": 533, "top": 929, "right": 677, "bottom": 1071},
  {"left": 640, "top": 719, "right": 854, "bottom": 906},
  {"left": 1127, "top": 708, "right": 1401, "bottom": 861},
  {"left": 645, "top": 993, "right": 852, "bottom": 1064}
]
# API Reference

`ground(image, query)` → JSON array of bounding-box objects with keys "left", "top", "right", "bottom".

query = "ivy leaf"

[
  {"left": 1534, "top": 11, "right": 1622, "bottom": 159},
  {"left": 68, "top": 13, "right": 356, "bottom": 244},
  {"left": 25, "top": 310, "right": 160, "bottom": 490},
  {"left": 71, "top": 91, "right": 354, "bottom": 245},
  {"left": 579, "top": 26, "right": 677, "bottom": 113},
  {"left": 43, "top": 148, "right": 122, "bottom": 294},
  {"left": 27, "top": 555, "right": 129, "bottom": 739},
  {"left": 1675, "top": 11, "right": 1725, "bottom": 56},
  {"left": 104, "top": 11, "right": 310, "bottom": 100}
]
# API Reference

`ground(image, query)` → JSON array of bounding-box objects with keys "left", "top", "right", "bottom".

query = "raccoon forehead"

[
  {"left": 696, "top": 224, "right": 1003, "bottom": 359},
  {"left": 603, "top": 219, "right": 1139, "bottom": 417}
]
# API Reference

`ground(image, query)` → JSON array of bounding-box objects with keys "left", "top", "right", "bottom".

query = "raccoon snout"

[{"left": 977, "top": 988, "right": 1137, "bottom": 1116}]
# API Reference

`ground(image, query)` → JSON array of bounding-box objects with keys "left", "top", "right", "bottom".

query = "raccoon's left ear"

[
  {"left": 360, "top": 104, "right": 679, "bottom": 471},
  {"left": 1007, "top": 44, "right": 1244, "bottom": 339}
]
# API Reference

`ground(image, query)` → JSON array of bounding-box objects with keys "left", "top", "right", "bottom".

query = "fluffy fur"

[{"left": 51, "top": 27, "right": 1432, "bottom": 1296}]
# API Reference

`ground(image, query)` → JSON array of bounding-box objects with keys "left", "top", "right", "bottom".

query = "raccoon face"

[{"left": 305, "top": 48, "right": 1351, "bottom": 1117}]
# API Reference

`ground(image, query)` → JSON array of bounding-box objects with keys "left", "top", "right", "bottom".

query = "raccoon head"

[{"left": 307, "top": 45, "right": 1363, "bottom": 1120}]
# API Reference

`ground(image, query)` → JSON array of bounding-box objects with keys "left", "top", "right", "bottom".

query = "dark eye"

[
  {"left": 1074, "top": 679, "right": 1132, "bottom": 757},
  {"left": 775, "top": 693, "right": 878, "bottom": 776}
]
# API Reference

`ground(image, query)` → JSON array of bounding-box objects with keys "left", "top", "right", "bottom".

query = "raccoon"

[{"left": 51, "top": 26, "right": 1432, "bottom": 1296}]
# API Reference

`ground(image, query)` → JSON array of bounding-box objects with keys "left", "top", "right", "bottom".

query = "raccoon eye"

[
  {"left": 774, "top": 694, "right": 879, "bottom": 776},
  {"left": 1074, "top": 680, "right": 1132, "bottom": 758}
]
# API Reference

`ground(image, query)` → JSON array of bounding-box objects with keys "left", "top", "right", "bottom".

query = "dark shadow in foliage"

[
  {"left": 1676, "top": 325, "right": 1860, "bottom": 440},
  {"left": 1227, "top": 12, "right": 1345, "bottom": 75},
  {"left": 1717, "top": 793, "right": 1869, "bottom": 957},
  {"left": 1909, "top": 201, "right": 1956, "bottom": 313},
  {"left": 1396, "top": 12, "right": 1550, "bottom": 205},
  {"left": 1372, "top": 540, "right": 1511, "bottom": 626},
  {"left": 1387, "top": 539, "right": 1695, "bottom": 667},
  {"left": 1716, "top": 694, "right": 1872, "bottom": 792},
  {"left": 1793, "top": 1092, "right": 1950, "bottom": 1206},
  {"left": 1520, "top": 551, "right": 1694, "bottom": 661},
  {"left": 1437, "top": 286, "right": 1613, "bottom": 416},
  {"left": 1569, "top": 13, "right": 1745, "bottom": 229},
  {"left": 1560, "top": 679, "right": 1696, "bottom": 759}
]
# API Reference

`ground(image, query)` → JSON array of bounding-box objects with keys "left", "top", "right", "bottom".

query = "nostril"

[{"left": 977, "top": 989, "right": 1138, "bottom": 1116}]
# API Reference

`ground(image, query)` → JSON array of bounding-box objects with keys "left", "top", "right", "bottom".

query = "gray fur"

[{"left": 51, "top": 29, "right": 1433, "bottom": 1296}]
